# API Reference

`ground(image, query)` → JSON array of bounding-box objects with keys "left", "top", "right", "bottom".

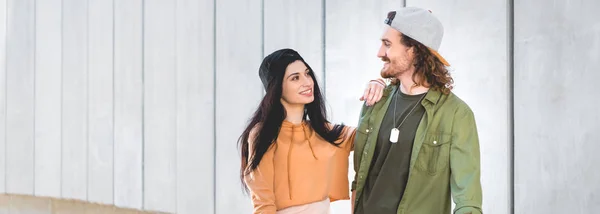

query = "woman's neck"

[{"left": 281, "top": 101, "right": 305, "bottom": 125}]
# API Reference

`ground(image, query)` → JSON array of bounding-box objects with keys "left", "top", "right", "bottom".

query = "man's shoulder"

[
  {"left": 441, "top": 91, "right": 474, "bottom": 115},
  {"left": 359, "top": 84, "right": 396, "bottom": 116}
]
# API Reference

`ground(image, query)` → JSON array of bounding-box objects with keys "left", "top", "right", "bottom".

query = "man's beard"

[{"left": 380, "top": 56, "right": 401, "bottom": 78}]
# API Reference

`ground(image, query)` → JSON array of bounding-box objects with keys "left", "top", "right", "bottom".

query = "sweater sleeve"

[
  {"left": 244, "top": 127, "right": 277, "bottom": 214},
  {"left": 244, "top": 155, "right": 277, "bottom": 214},
  {"left": 329, "top": 124, "right": 356, "bottom": 152},
  {"left": 342, "top": 126, "right": 357, "bottom": 152},
  {"left": 328, "top": 126, "right": 356, "bottom": 201}
]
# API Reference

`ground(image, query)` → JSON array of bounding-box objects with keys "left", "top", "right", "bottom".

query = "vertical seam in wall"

[
  {"left": 3, "top": 0, "right": 7, "bottom": 193},
  {"left": 508, "top": 0, "right": 515, "bottom": 213},
  {"left": 173, "top": 0, "right": 178, "bottom": 212},
  {"left": 85, "top": 0, "right": 90, "bottom": 201},
  {"left": 111, "top": 0, "right": 115, "bottom": 205},
  {"left": 141, "top": 0, "right": 146, "bottom": 209},
  {"left": 321, "top": 0, "right": 326, "bottom": 95},
  {"left": 212, "top": 0, "right": 217, "bottom": 212},
  {"left": 60, "top": 0, "right": 64, "bottom": 198},
  {"left": 260, "top": 0, "right": 264, "bottom": 60},
  {"left": 403, "top": 0, "right": 406, "bottom": 7},
  {"left": 32, "top": 0, "right": 37, "bottom": 195},
  {"left": 260, "top": 0, "right": 264, "bottom": 96}
]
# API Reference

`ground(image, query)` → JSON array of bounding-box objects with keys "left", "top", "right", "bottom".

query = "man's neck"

[
  {"left": 281, "top": 101, "right": 305, "bottom": 125},
  {"left": 397, "top": 72, "right": 429, "bottom": 95}
]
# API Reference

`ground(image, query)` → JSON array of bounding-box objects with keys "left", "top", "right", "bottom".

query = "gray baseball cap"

[{"left": 385, "top": 7, "right": 450, "bottom": 66}]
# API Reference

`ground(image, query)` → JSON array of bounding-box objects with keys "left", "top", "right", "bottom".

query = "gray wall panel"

[
  {"left": 325, "top": 0, "right": 400, "bottom": 125},
  {"left": 0, "top": 0, "right": 6, "bottom": 194},
  {"left": 263, "top": 0, "right": 324, "bottom": 87},
  {"left": 514, "top": 0, "right": 600, "bottom": 213},
  {"left": 33, "top": 0, "right": 62, "bottom": 199},
  {"left": 405, "top": 1, "right": 511, "bottom": 213},
  {"left": 175, "top": 0, "right": 215, "bottom": 213},
  {"left": 114, "top": 0, "right": 144, "bottom": 209},
  {"left": 215, "top": 0, "right": 263, "bottom": 213},
  {"left": 87, "top": 0, "right": 114, "bottom": 205},
  {"left": 61, "top": 0, "right": 88, "bottom": 200},
  {"left": 143, "top": 0, "right": 178, "bottom": 212},
  {"left": 6, "top": 0, "right": 35, "bottom": 195}
]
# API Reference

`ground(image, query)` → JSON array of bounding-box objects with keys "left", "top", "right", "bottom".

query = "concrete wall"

[
  {"left": 0, "top": 0, "right": 599, "bottom": 213},
  {"left": 214, "top": 0, "right": 262, "bottom": 213},
  {"left": 1, "top": 0, "right": 214, "bottom": 213},
  {"left": 514, "top": 0, "right": 600, "bottom": 213}
]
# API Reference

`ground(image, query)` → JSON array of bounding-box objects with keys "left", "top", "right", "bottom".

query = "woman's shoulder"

[{"left": 324, "top": 122, "right": 355, "bottom": 134}]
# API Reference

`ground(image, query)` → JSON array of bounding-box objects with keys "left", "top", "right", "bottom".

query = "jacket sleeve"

[
  {"left": 450, "top": 107, "right": 483, "bottom": 214},
  {"left": 351, "top": 103, "right": 370, "bottom": 192}
]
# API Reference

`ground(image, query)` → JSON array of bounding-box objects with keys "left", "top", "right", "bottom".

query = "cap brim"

[{"left": 428, "top": 48, "right": 450, "bottom": 66}]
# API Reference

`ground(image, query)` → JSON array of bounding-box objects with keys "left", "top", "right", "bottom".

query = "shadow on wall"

[{"left": 0, "top": 194, "right": 168, "bottom": 214}]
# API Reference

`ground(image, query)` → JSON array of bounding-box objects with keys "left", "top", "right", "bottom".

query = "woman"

[{"left": 239, "top": 48, "right": 385, "bottom": 213}]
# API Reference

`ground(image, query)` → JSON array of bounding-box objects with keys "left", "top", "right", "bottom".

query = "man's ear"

[
  {"left": 407, "top": 46, "right": 415, "bottom": 55},
  {"left": 407, "top": 46, "right": 416, "bottom": 60}
]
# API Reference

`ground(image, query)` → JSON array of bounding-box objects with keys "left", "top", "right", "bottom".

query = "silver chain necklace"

[{"left": 389, "top": 86, "right": 427, "bottom": 143}]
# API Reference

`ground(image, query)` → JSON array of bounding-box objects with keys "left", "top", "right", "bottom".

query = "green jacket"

[{"left": 352, "top": 85, "right": 483, "bottom": 214}]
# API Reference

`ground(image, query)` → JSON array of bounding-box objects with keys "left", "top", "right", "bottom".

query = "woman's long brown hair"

[{"left": 238, "top": 49, "right": 346, "bottom": 194}]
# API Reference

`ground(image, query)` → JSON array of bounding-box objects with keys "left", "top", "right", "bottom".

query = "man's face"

[{"left": 377, "top": 26, "right": 414, "bottom": 78}]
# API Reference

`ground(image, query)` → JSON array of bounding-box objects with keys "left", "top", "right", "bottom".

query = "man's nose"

[{"left": 377, "top": 47, "right": 386, "bottom": 58}]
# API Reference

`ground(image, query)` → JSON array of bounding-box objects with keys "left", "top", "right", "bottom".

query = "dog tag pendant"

[{"left": 390, "top": 128, "right": 399, "bottom": 143}]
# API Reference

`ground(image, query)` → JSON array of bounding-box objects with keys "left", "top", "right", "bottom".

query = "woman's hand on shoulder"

[{"left": 360, "top": 78, "right": 386, "bottom": 106}]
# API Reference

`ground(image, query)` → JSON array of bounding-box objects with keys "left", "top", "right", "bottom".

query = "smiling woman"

[
  {"left": 281, "top": 60, "right": 315, "bottom": 108},
  {"left": 237, "top": 48, "right": 385, "bottom": 214}
]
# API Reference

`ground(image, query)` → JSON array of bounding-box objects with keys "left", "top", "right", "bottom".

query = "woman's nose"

[{"left": 303, "top": 77, "right": 313, "bottom": 86}]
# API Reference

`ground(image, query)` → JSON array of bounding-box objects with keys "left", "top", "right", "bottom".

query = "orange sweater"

[{"left": 244, "top": 121, "right": 356, "bottom": 213}]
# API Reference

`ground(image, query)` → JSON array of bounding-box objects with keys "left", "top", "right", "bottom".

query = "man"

[{"left": 351, "top": 7, "right": 483, "bottom": 214}]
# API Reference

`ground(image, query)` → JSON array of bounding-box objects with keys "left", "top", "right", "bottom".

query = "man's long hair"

[{"left": 395, "top": 34, "right": 454, "bottom": 94}]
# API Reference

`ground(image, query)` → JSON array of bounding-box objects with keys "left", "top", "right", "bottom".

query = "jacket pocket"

[{"left": 416, "top": 132, "right": 452, "bottom": 175}]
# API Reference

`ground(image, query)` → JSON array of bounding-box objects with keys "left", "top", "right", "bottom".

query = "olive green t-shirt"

[{"left": 355, "top": 89, "right": 427, "bottom": 214}]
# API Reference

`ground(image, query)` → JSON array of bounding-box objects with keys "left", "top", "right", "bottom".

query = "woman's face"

[{"left": 280, "top": 60, "right": 314, "bottom": 106}]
